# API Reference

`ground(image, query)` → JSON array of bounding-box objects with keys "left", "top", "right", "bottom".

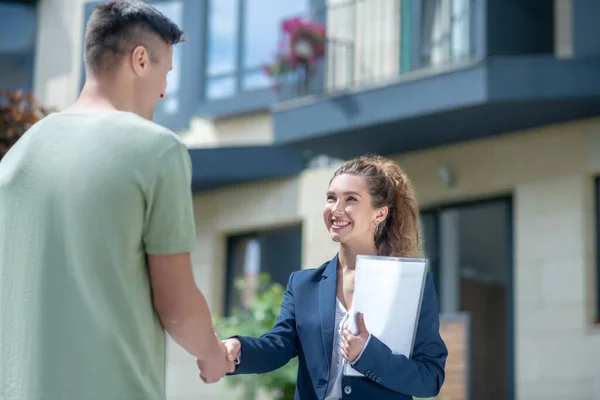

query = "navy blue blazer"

[{"left": 231, "top": 255, "right": 448, "bottom": 399}]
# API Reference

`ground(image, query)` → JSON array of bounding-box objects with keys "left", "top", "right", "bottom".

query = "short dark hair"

[{"left": 84, "top": 0, "right": 184, "bottom": 75}]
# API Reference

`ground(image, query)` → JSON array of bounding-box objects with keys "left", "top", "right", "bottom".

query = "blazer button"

[
  {"left": 376, "top": 377, "right": 381, "bottom": 383},
  {"left": 344, "top": 385, "right": 352, "bottom": 395}
]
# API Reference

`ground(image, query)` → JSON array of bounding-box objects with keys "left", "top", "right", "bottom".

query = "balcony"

[{"left": 271, "top": 0, "right": 600, "bottom": 159}]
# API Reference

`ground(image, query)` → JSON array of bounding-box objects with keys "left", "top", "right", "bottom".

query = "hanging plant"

[
  {"left": 282, "top": 17, "right": 326, "bottom": 66},
  {"left": 263, "top": 17, "right": 326, "bottom": 91}
]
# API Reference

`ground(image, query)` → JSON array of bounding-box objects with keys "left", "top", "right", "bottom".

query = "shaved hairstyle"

[{"left": 83, "top": 0, "right": 184, "bottom": 75}]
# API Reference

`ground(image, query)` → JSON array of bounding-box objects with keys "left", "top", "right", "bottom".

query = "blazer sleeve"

[
  {"left": 351, "top": 272, "right": 448, "bottom": 398},
  {"left": 229, "top": 271, "right": 299, "bottom": 375}
]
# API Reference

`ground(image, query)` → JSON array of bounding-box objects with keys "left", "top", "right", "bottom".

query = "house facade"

[{"left": 3, "top": 0, "right": 600, "bottom": 399}]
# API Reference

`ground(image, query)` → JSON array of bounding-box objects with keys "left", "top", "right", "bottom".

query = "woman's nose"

[{"left": 332, "top": 203, "right": 343, "bottom": 216}]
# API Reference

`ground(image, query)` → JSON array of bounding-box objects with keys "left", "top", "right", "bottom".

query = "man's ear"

[{"left": 131, "top": 45, "right": 150, "bottom": 76}]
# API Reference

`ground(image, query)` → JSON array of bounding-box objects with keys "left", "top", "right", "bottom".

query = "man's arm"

[
  {"left": 142, "top": 139, "right": 233, "bottom": 380},
  {"left": 148, "top": 252, "right": 222, "bottom": 361}
]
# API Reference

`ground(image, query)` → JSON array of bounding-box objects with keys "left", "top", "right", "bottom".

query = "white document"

[{"left": 344, "top": 255, "right": 428, "bottom": 377}]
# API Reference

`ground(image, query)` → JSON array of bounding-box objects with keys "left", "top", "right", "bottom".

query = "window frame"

[
  {"left": 410, "top": 0, "right": 481, "bottom": 72},
  {"left": 594, "top": 177, "right": 600, "bottom": 324}
]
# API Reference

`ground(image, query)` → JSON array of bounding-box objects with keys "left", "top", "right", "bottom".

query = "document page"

[{"left": 344, "top": 255, "right": 428, "bottom": 377}]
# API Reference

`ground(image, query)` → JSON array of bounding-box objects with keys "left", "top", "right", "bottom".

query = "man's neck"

[{"left": 71, "top": 79, "right": 132, "bottom": 113}]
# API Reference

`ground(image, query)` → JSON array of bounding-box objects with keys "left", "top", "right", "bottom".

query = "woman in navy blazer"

[{"left": 202, "top": 155, "right": 448, "bottom": 399}]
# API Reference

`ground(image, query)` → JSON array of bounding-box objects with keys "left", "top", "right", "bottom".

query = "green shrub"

[{"left": 214, "top": 273, "right": 298, "bottom": 400}]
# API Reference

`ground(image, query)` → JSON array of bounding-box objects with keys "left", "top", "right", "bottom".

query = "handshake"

[{"left": 196, "top": 337, "right": 242, "bottom": 384}]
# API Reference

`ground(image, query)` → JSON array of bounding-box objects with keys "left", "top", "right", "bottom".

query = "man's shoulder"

[
  {"left": 113, "top": 111, "right": 181, "bottom": 143},
  {"left": 91, "top": 111, "right": 186, "bottom": 158}
]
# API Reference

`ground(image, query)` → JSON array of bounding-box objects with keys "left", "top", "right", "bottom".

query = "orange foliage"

[{"left": 0, "top": 89, "right": 51, "bottom": 160}]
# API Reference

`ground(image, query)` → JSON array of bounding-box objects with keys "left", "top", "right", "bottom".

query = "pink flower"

[{"left": 263, "top": 17, "right": 326, "bottom": 81}]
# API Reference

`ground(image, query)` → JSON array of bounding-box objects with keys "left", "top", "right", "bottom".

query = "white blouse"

[{"left": 324, "top": 299, "right": 371, "bottom": 399}]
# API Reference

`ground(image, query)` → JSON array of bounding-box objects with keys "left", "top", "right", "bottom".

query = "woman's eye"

[
  {"left": 327, "top": 196, "right": 335, "bottom": 201},
  {"left": 347, "top": 196, "right": 357, "bottom": 201}
]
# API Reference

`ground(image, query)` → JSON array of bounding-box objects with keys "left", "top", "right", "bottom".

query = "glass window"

[
  {"left": 225, "top": 225, "right": 302, "bottom": 315},
  {"left": 204, "top": 0, "right": 308, "bottom": 100},
  {"left": 207, "top": 0, "right": 239, "bottom": 77},
  {"left": 206, "top": 0, "right": 239, "bottom": 100},
  {"left": 0, "top": 2, "right": 37, "bottom": 92},
  {"left": 421, "top": 0, "right": 471, "bottom": 67}
]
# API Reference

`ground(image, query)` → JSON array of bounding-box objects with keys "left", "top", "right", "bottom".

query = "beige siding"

[{"left": 179, "top": 112, "right": 273, "bottom": 148}]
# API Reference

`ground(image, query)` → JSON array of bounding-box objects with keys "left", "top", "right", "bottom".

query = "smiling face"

[{"left": 323, "top": 173, "right": 388, "bottom": 248}]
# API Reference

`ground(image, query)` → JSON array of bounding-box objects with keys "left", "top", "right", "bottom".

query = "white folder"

[{"left": 344, "top": 255, "right": 428, "bottom": 377}]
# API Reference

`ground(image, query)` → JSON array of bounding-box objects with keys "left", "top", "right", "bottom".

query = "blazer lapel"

[{"left": 319, "top": 255, "right": 338, "bottom": 372}]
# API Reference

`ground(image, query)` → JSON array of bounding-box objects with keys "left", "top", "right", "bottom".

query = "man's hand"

[
  {"left": 341, "top": 313, "right": 370, "bottom": 363},
  {"left": 222, "top": 338, "right": 241, "bottom": 363},
  {"left": 196, "top": 335, "right": 236, "bottom": 384}
]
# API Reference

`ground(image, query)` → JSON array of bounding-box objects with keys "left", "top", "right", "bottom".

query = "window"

[
  {"left": 0, "top": 1, "right": 37, "bottom": 92},
  {"left": 224, "top": 224, "right": 302, "bottom": 315},
  {"left": 203, "top": 0, "right": 309, "bottom": 101},
  {"left": 421, "top": 0, "right": 472, "bottom": 68}
]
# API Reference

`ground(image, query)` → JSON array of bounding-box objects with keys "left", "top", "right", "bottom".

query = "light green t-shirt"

[{"left": 0, "top": 110, "right": 197, "bottom": 400}]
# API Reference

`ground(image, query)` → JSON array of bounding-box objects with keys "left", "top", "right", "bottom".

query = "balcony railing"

[{"left": 275, "top": 0, "right": 477, "bottom": 102}]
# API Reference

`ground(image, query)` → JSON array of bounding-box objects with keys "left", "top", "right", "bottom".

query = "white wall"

[
  {"left": 179, "top": 112, "right": 274, "bottom": 148},
  {"left": 34, "top": 0, "right": 88, "bottom": 110}
]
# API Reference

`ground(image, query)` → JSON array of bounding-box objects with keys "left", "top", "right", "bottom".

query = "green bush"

[{"left": 214, "top": 273, "right": 298, "bottom": 400}]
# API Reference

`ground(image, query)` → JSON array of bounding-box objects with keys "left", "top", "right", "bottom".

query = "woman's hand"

[{"left": 341, "top": 313, "right": 370, "bottom": 363}]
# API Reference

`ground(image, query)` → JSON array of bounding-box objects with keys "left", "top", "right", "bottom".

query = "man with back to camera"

[{"left": 0, "top": 1, "right": 234, "bottom": 399}]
